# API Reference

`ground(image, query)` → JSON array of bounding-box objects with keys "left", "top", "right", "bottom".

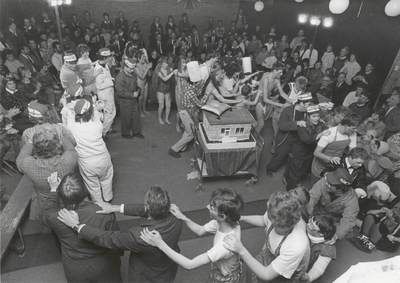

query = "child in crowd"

[{"left": 140, "top": 188, "right": 244, "bottom": 283}]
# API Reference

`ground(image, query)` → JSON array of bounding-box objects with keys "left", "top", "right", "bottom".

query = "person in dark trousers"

[
  {"left": 265, "top": 92, "right": 313, "bottom": 178},
  {"left": 40, "top": 172, "right": 122, "bottom": 283},
  {"left": 115, "top": 58, "right": 144, "bottom": 139}
]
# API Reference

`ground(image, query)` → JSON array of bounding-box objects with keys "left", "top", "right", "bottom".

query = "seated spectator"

[
  {"left": 331, "top": 72, "right": 351, "bottom": 107},
  {"left": 99, "top": 12, "right": 114, "bottom": 33},
  {"left": 38, "top": 39, "right": 53, "bottom": 66},
  {"left": 348, "top": 92, "right": 372, "bottom": 121},
  {"left": 357, "top": 108, "right": 386, "bottom": 141},
  {"left": 16, "top": 66, "right": 43, "bottom": 101},
  {"left": 302, "top": 43, "right": 318, "bottom": 68},
  {"left": 321, "top": 44, "right": 335, "bottom": 74},
  {"left": 23, "top": 18, "right": 40, "bottom": 42},
  {"left": 224, "top": 191, "right": 310, "bottom": 282},
  {"left": 0, "top": 106, "right": 21, "bottom": 163},
  {"left": 261, "top": 49, "right": 277, "bottom": 71},
  {"left": 282, "top": 63, "right": 305, "bottom": 92},
  {"left": 18, "top": 44, "right": 37, "bottom": 73},
  {"left": 321, "top": 147, "right": 369, "bottom": 193},
  {"left": 350, "top": 203, "right": 400, "bottom": 253},
  {"left": 22, "top": 101, "right": 75, "bottom": 147},
  {"left": 16, "top": 125, "right": 78, "bottom": 219},
  {"left": 301, "top": 215, "right": 337, "bottom": 283},
  {"left": 40, "top": 172, "right": 123, "bottom": 283},
  {"left": 255, "top": 45, "right": 269, "bottom": 68},
  {"left": 366, "top": 140, "right": 393, "bottom": 181},
  {"left": 57, "top": 185, "right": 183, "bottom": 283},
  {"left": 332, "top": 47, "right": 349, "bottom": 76},
  {"left": 27, "top": 38, "right": 43, "bottom": 63},
  {"left": 311, "top": 113, "right": 362, "bottom": 184},
  {"left": 0, "top": 77, "right": 33, "bottom": 133},
  {"left": 306, "top": 167, "right": 359, "bottom": 244},
  {"left": 140, "top": 188, "right": 244, "bottom": 282},
  {"left": 307, "top": 60, "right": 324, "bottom": 87},
  {"left": 51, "top": 41, "right": 63, "bottom": 72},
  {"left": 340, "top": 53, "right": 361, "bottom": 86},
  {"left": 34, "top": 60, "right": 59, "bottom": 105},
  {"left": 3, "top": 49, "right": 25, "bottom": 80},
  {"left": 352, "top": 62, "right": 376, "bottom": 91},
  {"left": 358, "top": 181, "right": 398, "bottom": 221},
  {"left": 342, "top": 84, "right": 366, "bottom": 107},
  {"left": 382, "top": 92, "right": 400, "bottom": 140},
  {"left": 312, "top": 75, "right": 333, "bottom": 104}
]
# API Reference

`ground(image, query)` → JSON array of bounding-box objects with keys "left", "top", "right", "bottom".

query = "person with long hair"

[
  {"left": 40, "top": 172, "right": 122, "bottom": 283},
  {"left": 66, "top": 98, "right": 114, "bottom": 202},
  {"left": 151, "top": 56, "right": 177, "bottom": 124},
  {"left": 134, "top": 51, "right": 153, "bottom": 116},
  {"left": 174, "top": 56, "right": 189, "bottom": 132},
  {"left": 205, "top": 69, "right": 243, "bottom": 105},
  {"left": 283, "top": 105, "right": 328, "bottom": 191},
  {"left": 140, "top": 188, "right": 245, "bottom": 283}
]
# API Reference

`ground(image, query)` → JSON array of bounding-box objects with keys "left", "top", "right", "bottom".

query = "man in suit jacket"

[
  {"left": 115, "top": 11, "right": 129, "bottom": 40},
  {"left": 58, "top": 186, "right": 183, "bottom": 283},
  {"left": 150, "top": 16, "right": 164, "bottom": 36},
  {"left": 332, "top": 72, "right": 351, "bottom": 107},
  {"left": 18, "top": 44, "right": 37, "bottom": 73},
  {"left": 27, "top": 39, "right": 43, "bottom": 63},
  {"left": 199, "top": 35, "right": 213, "bottom": 55},
  {"left": 151, "top": 32, "right": 167, "bottom": 56},
  {"left": 3, "top": 20, "right": 27, "bottom": 56},
  {"left": 40, "top": 173, "right": 122, "bottom": 283},
  {"left": 383, "top": 93, "right": 400, "bottom": 140}
]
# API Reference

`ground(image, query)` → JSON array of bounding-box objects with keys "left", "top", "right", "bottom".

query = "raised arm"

[{"left": 158, "top": 69, "right": 177, "bottom": 82}]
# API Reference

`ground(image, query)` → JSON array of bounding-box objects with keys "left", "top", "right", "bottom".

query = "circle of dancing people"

[{"left": 1, "top": 6, "right": 400, "bottom": 283}]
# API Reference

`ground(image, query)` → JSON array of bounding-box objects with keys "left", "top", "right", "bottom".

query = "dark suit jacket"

[
  {"left": 331, "top": 81, "right": 350, "bottom": 107},
  {"left": 115, "top": 18, "right": 129, "bottom": 35},
  {"left": 150, "top": 40, "right": 167, "bottom": 56},
  {"left": 79, "top": 203, "right": 183, "bottom": 283},
  {"left": 39, "top": 194, "right": 122, "bottom": 281},
  {"left": 3, "top": 28, "right": 27, "bottom": 56},
  {"left": 383, "top": 105, "right": 400, "bottom": 140},
  {"left": 150, "top": 22, "right": 164, "bottom": 36},
  {"left": 18, "top": 54, "right": 37, "bottom": 73}
]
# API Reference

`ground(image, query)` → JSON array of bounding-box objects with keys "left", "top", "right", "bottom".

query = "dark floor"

[{"left": 0, "top": 107, "right": 395, "bottom": 283}]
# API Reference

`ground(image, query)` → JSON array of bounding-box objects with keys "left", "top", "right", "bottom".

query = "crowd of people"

[{"left": 1, "top": 6, "right": 400, "bottom": 283}]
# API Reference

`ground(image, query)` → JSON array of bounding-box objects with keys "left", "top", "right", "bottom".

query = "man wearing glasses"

[{"left": 306, "top": 167, "right": 358, "bottom": 245}]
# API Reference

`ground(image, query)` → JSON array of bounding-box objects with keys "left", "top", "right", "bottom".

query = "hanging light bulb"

[
  {"left": 51, "top": 0, "right": 57, "bottom": 6},
  {"left": 254, "top": 1, "right": 264, "bottom": 12},
  {"left": 295, "top": 0, "right": 304, "bottom": 2},
  {"left": 385, "top": 0, "right": 400, "bottom": 17},
  {"left": 329, "top": 0, "right": 350, "bottom": 14},
  {"left": 65, "top": 0, "right": 72, "bottom": 4}
]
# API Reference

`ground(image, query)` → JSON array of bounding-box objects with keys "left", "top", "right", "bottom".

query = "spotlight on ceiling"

[
  {"left": 323, "top": 17, "right": 333, "bottom": 27},
  {"left": 298, "top": 14, "right": 308, "bottom": 23}
]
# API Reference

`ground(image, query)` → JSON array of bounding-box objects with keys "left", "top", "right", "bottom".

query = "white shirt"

[
  {"left": 318, "top": 126, "right": 357, "bottom": 149},
  {"left": 204, "top": 220, "right": 241, "bottom": 276}
]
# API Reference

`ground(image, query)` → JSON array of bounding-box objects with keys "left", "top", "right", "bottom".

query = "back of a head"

[
  {"left": 268, "top": 191, "right": 302, "bottom": 230},
  {"left": 57, "top": 173, "right": 89, "bottom": 210},
  {"left": 313, "top": 215, "right": 336, "bottom": 240},
  {"left": 32, "top": 127, "right": 62, "bottom": 159},
  {"left": 348, "top": 147, "right": 369, "bottom": 161},
  {"left": 209, "top": 188, "right": 244, "bottom": 227},
  {"left": 145, "top": 186, "right": 171, "bottom": 220},
  {"left": 289, "top": 185, "right": 310, "bottom": 207}
]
